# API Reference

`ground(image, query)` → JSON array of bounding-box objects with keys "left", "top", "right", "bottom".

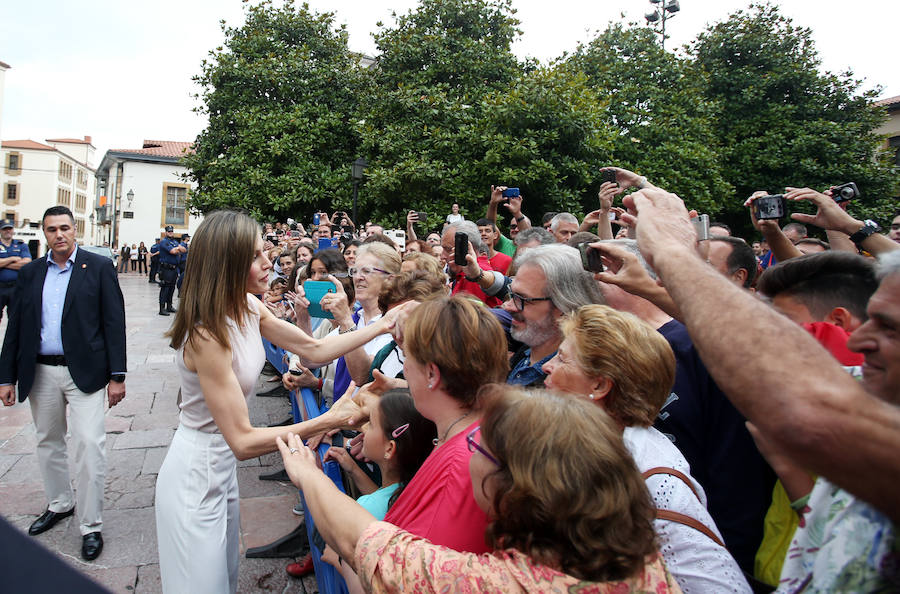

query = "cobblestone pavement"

[{"left": 0, "top": 272, "right": 318, "bottom": 593}]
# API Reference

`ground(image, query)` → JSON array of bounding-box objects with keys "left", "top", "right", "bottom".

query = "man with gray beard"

[{"left": 502, "top": 244, "right": 603, "bottom": 387}]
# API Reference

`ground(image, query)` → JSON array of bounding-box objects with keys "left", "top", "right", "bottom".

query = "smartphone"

[
  {"left": 290, "top": 230, "right": 300, "bottom": 238},
  {"left": 313, "top": 213, "right": 320, "bottom": 226},
  {"left": 600, "top": 169, "right": 617, "bottom": 185},
  {"left": 415, "top": 211, "right": 428, "bottom": 222},
  {"left": 501, "top": 187, "right": 520, "bottom": 199},
  {"left": 289, "top": 368, "right": 302, "bottom": 376},
  {"left": 303, "top": 280, "right": 336, "bottom": 319},
  {"left": 691, "top": 214, "right": 710, "bottom": 241},
  {"left": 754, "top": 195, "right": 786, "bottom": 221},
  {"left": 317, "top": 237, "right": 338, "bottom": 251},
  {"left": 577, "top": 242, "right": 604, "bottom": 273},
  {"left": 454, "top": 232, "right": 469, "bottom": 267}
]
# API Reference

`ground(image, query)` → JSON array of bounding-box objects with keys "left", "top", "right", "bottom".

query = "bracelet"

[
  {"left": 637, "top": 176, "right": 648, "bottom": 189},
  {"left": 465, "top": 269, "right": 485, "bottom": 282},
  {"left": 515, "top": 215, "right": 525, "bottom": 222}
]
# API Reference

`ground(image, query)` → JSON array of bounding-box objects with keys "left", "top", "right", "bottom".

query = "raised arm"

[
  {"left": 629, "top": 188, "right": 900, "bottom": 522},
  {"left": 785, "top": 186, "right": 899, "bottom": 257},
  {"left": 744, "top": 191, "right": 803, "bottom": 262}
]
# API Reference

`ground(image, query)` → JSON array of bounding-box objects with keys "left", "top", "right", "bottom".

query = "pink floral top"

[{"left": 356, "top": 521, "right": 682, "bottom": 593}]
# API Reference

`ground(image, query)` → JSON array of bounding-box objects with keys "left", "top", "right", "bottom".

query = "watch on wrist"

[
  {"left": 515, "top": 215, "right": 525, "bottom": 222},
  {"left": 465, "top": 269, "right": 485, "bottom": 283},
  {"left": 110, "top": 374, "right": 126, "bottom": 383},
  {"left": 848, "top": 219, "right": 880, "bottom": 246}
]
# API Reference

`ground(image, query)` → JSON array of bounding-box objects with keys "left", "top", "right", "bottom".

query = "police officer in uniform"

[
  {"left": 0, "top": 219, "right": 31, "bottom": 323},
  {"left": 176, "top": 233, "right": 189, "bottom": 298},
  {"left": 157, "top": 226, "right": 185, "bottom": 316},
  {"left": 148, "top": 237, "right": 161, "bottom": 283}
]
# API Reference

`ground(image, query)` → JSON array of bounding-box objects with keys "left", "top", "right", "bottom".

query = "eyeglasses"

[
  {"left": 348, "top": 265, "right": 389, "bottom": 277},
  {"left": 509, "top": 290, "right": 552, "bottom": 312},
  {"left": 466, "top": 426, "right": 501, "bottom": 467}
]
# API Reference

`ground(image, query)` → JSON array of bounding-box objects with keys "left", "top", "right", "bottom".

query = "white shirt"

[{"left": 624, "top": 426, "right": 751, "bottom": 593}]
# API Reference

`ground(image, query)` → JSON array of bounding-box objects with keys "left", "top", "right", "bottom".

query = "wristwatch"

[
  {"left": 110, "top": 374, "right": 126, "bottom": 383},
  {"left": 848, "top": 219, "right": 880, "bottom": 246},
  {"left": 515, "top": 215, "right": 525, "bottom": 222}
]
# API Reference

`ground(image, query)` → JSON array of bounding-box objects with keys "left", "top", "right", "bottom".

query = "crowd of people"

[
  {"left": 151, "top": 165, "right": 900, "bottom": 593},
  {"left": 3, "top": 162, "right": 898, "bottom": 592}
]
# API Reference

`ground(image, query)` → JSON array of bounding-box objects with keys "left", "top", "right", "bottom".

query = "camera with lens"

[{"left": 831, "top": 182, "right": 859, "bottom": 203}]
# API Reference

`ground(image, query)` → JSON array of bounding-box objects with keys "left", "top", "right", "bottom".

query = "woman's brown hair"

[
  {"left": 377, "top": 269, "right": 447, "bottom": 314},
  {"left": 479, "top": 385, "right": 658, "bottom": 582},
  {"left": 403, "top": 295, "right": 508, "bottom": 407},
  {"left": 559, "top": 305, "right": 676, "bottom": 427},
  {"left": 166, "top": 210, "right": 259, "bottom": 351}
]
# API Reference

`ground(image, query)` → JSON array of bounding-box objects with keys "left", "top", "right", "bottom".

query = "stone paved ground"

[{"left": 0, "top": 272, "right": 318, "bottom": 593}]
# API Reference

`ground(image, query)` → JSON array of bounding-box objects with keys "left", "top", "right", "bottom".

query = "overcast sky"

[{"left": 1, "top": 0, "right": 897, "bottom": 166}]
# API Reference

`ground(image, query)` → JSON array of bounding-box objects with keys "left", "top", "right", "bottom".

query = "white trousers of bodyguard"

[
  {"left": 156, "top": 424, "right": 240, "bottom": 594},
  {"left": 28, "top": 363, "right": 106, "bottom": 535}
]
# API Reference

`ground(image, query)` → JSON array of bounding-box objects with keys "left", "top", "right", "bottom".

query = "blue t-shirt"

[
  {"left": 655, "top": 319, "right": 775, "bottom": 573},
  {"left": 0, "top": 240, "right": 30, "bottom": 283},
  {"left": 356, "top": 483, "right": 400, "bottom": 520}
]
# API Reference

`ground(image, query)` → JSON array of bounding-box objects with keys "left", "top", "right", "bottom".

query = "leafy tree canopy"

[
  {"left": 182, "top": 1, "right": 366, "bottom": 220},
  {"left": 691, "top": 3, "right": 897, "bottom": 227}
]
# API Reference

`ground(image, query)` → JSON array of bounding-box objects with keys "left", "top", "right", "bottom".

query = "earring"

[
  {"left": 588, "top": 393, "right": 595, "bottom": 400},
  {"left": 427, "top": 382, "right": 433, "bottom": 389}
]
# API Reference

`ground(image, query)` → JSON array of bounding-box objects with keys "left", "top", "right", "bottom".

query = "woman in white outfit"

[
  {"left": 155, "top": 210, "right": 407, "bottom": 594},
  {"left": 542, "top": 304, "right": 751, "bottom": 593}
]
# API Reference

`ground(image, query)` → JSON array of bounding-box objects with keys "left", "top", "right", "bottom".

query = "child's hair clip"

[{"left": 391, "top": 423, "right": 410, "bottom": 439}]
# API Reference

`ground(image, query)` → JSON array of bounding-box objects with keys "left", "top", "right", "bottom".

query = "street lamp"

[
  {"left": 351, "top": 157, "right": 367, "bottom": 226},
  {"left": 126, "top": 189, "right": 134, "bottom": 210},
  {"left": 645, "top": 0, "right": 681, "bottom": 50}
]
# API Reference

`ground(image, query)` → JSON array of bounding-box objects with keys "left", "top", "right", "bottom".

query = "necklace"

[{"left": 433, "top": 411, "right": 472, "bottom": 446}]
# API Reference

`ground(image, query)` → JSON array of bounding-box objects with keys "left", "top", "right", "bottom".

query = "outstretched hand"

[
  {"left": 625, "top": 188, "right": 698, "bottom": 270},
  {"left": 276, "top": 432, "right": 321, "bottom": 488}
]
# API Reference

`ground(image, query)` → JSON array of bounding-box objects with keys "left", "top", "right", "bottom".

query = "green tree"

[
  {"left": 357, "top": 0, "right": 525, "bottom": 224},
  {"left": 563, "top": 23, "right": 730, "bottom": 216},
  {"left": 692, "top": 3, "right": 897, "bottom": 226},
  {"left": 182, "top": 1, "right": 365, "bottom": 220}
]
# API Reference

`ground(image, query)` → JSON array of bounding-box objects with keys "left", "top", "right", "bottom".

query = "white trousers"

[
  {"left": 156, "top": 424, "right": 239, "bottom": 594},
  {"left": 28, "top": 363, "right": 106, "bottom": 535}
]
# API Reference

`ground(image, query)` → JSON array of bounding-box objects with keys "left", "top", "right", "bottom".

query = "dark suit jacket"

[{"left": 0, "top": 247, "right": 126, "bottom": 402}]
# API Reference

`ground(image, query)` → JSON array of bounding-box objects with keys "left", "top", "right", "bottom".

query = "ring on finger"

[{"left": 289, "top": 448, "right": 298, "bottom": 454}]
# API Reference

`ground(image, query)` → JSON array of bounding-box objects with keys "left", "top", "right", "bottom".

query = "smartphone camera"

[
  {"left": 831, "top": 182, "right": 859, "bottom": 203},
  {"left": 754, "top": 194, "right": 786, "bottom": 221},
  {"left": 577, "top": 242, "right": 604, "bottom": 273},
  {"left": 454, "top": 232, "right": 469, "bottom": 267},
  {"left": 600, "top": 169, "right": 617, "bottom": 185},
  {"left": 501, "top": 188, "right": 520, "bottom": 199},
  {"left": 415, "top": 211, "right": 428, "bottom": 222}
]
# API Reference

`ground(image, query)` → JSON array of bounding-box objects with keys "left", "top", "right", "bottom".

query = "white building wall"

[
  {"left": 48, "top": 140, "right": 95, "bottom": 168},
  {"left": 111, "top": 160, "right": 201, "bottom": 248}
]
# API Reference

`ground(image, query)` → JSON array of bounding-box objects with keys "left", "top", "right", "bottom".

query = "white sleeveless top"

[{"left": 176, "top": 295, "right": 266, "bottom": 433}]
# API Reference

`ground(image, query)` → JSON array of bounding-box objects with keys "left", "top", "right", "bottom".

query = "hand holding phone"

[{"left": 304, "top": 280, "right": 336, "bottom": 319}]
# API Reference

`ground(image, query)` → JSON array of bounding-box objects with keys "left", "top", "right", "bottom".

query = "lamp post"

[
  {"left": 645, "top": 0, "right": 681, "bottom": 50},
  {"left": 89, "top": 212, "right": 95, "bottom": 245},
  {"left": 126, "top": 189, "right": 134, "bottom": 210},
  {"left": 351, "top": 157, "right": 367, "bottom": 226}
]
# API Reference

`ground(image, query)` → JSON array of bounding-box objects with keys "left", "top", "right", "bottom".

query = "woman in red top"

[{"left": 383, "top": 295, "right": 509, "bottom": 553}]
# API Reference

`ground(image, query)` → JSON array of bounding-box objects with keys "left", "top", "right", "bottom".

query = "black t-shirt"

[{"left": 656, "top": 319, "right": 775, "bottom": 573}]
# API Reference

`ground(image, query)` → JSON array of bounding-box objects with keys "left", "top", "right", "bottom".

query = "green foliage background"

[{"left": 183, "top": 0, "right": 898, "bottom": 236}]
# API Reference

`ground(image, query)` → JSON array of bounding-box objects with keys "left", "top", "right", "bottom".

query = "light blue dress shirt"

[{"left": 39, "top": 246, "right": 78, "bottom": 356}]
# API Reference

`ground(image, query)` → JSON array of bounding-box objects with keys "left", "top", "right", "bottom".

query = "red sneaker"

[{"left": 285, "top": 554, "right": 315, "bottom": 578}]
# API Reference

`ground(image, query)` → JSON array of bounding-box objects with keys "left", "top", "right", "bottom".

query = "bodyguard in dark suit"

[{"left": 0, "top": 206, "right": 126, "bottom": 562}]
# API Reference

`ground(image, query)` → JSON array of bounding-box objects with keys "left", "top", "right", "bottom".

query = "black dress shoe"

[
  {"left": 28, "top": 507, "right": 75, "bottom": 536},
  {"left": 82, "top": 532, "right": 103, "bottom": 560},
  {"left": 166, "top": 305, "right": 177, "bottom": 313}
]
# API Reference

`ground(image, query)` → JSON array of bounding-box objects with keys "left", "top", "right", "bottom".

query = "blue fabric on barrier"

[{"left": 263, "top": 338, "right": 348, "bottom": 592}]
